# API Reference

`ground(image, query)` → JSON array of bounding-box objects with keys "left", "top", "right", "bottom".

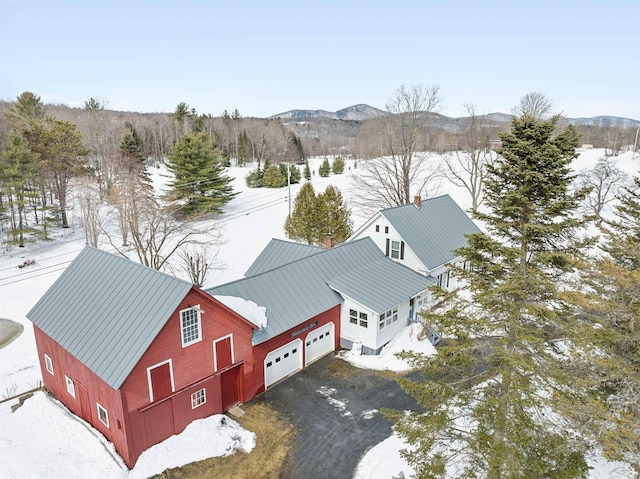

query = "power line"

[{"left": 0, "top": 194, "right": 291, "bottom": 288}]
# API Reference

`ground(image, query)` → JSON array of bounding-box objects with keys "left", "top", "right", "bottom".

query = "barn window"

[
  {"left": 191, "top": 388, "right": 206, "bottom": 409},
  {"left": 97, "top": 403, "right": 109, "bottom": 428},
  {"left": 44, "top": 354, "right": 54, "bottom": 375},
  {"left": 65, "top": 376, "right": 76, "bottom": 398},
  {"left": 349, "top": 309, "right": 358, "bottom": 325},
  {"left": 180, "top": 306, "right": 202, "bottom": 347}
]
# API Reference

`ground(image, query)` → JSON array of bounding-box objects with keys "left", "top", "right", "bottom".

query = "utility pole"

[{"left": 287, "top": 161, "right": 291, "bottom": 218}]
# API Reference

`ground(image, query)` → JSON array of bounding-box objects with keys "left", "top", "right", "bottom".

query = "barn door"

[
  {"left": 220, "top": 366, "right": 240, "bottom": 410},
  {"left": 77, "top": 383, "right": 90, "bottom": 419},
  {"left": 214, "top": 336, "right": 233, "bottom": 371},
  {"left": 149, "top": 362, "right": 173, "bottom": 402}
]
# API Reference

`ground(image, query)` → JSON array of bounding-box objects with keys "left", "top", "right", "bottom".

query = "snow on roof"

[{"left": 213, "top": 295, "right": 268, "bottom": 329}]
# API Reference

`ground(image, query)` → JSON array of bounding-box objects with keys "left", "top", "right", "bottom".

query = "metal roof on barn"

[
  {"left": 245, "top": 239, "right": 323, "bottom": 276},
  {"left": 381, "top": 194, "right": 481, "bottom": 270},
  {"left": 206, "top": 237, "right": 434, "bottom": 344},
  {"left": 27, "top": 246, "right": 193, "bottom": 389}
]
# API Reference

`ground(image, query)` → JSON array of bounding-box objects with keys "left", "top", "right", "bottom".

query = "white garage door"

[
  {"left": 305, "top": 323, "right": 335, "bottom": 366},
  {"left": 264, "top": 339, "right": 302, "bottom": 388}
]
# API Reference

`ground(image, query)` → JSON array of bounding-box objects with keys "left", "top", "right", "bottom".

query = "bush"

[
  {"left": 245, "top": 168, "right": 264, "bottom": 188},
  {"left": 263, "top": 165, "right": 287, "bottom": 188}
]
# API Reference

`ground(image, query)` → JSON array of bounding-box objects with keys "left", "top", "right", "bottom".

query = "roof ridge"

[
  {"left": 206, "top": 237, "right": 377, "bottom": 292},
  {"left": 379, "top": 193, "right": 452, "bottom": 213}
]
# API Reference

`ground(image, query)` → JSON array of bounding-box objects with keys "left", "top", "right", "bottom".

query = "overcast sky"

[{"left": 1, "top": 0, "right": 638, "bottom": 119}]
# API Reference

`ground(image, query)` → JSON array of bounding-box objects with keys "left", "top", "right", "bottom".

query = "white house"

[{"left": 348, "top": 194, "right": 481, "bottom": 292}]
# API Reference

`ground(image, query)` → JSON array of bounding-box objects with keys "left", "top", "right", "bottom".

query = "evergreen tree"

[
  {"left": 263, "top": 164, "right": 286, "bottom": 188},
  {"left": 0, "top": 133, "right": 41, "bottom": 246},
  {"left": 303, "top": 160, "right": 311, "bottom": 181},
  {"left": 167, "top": 132, "right": 236, "bottom": 216},
  {"left": 237, "top": 130, "right": 252, "bottom": 166},
  {"left": 392, "top": 113, "right": 606, "bottom": 478},
  {"left": 318, "top": 158, "right": 331, "bottom": 177},
  {"left": 289, "top": 164, "right": 301, "bottom": 184},
  {"left": 5, "top": 91, "right": 46, "bottom": 129},
  {"left": 245, "top": 167, "right": 264, "bottom": 188},
  {"left": 316, "top": 185, "right": 352, "bottom": 244},
  {"left": 284, "top": 182, "right": 318, "bottom": 244},
  {"left": 119, "top": 122, "right": 150, "bottom": 184},
  {"left": 331, "top": 155, "right": 345, "bottom": 175},
  {"left": 23, "top": 117, "right": 90, "bottom": 229},
  {"left": 572, "top": 176, "right": 640, "bottom": 471}
]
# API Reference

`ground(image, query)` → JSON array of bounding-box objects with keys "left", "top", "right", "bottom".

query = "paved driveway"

[{"left": 257, "top": 353, "right": 422, "bottom": 479}]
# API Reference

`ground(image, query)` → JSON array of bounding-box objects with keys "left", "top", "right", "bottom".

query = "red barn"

[{"left": 27, "top": 246, "right": 258, "bottom": 468}]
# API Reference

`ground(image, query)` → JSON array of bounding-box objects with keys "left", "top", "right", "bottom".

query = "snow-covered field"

[{"left": 0, "top": 150, "right": 637, "bottom": 478}]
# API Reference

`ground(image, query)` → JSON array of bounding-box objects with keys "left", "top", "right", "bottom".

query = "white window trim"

[
  {"left": 191, "top": 388, "right": 207, "bottom": 409},
  {"left": 213, "top": 334, "right": 234, "bottom": 372},
  {"left": 180, "top": 305, "right": 203, "bottom": 347},
  {"left": 146, "top": 359, "right": 175, "bottom": 403},
  {"left": 391, "top": 240, "right": 400, "bottom": 259},
  {"left": 44, "top": 354, "right": 54, "bottom": 375},
  {"left": 65, "top": 376, "right": 76, "bottom": 398},
  {"left": 97, "top": 402, "right": 109, "bottom": 428}
]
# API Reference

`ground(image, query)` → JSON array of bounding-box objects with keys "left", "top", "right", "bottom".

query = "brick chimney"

[
  {"left": 414, "top": 195, "right": 421, "bottom": 208},
  {"left": 325, "top": 233, "right": 334, "bottom": 249}
]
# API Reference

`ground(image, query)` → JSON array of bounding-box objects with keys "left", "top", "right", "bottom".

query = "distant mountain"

[
  {"left": 271, "top": 104, "right": 386, "bottom": 121},
  {"left": 569, "top": 116, "right": 640, "bottom": 129},
  {"left": 271, "top": 104, "right": 639, "bottom": 129}
]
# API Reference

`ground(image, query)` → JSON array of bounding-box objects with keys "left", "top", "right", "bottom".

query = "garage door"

[
  {"left": 305, "top": 323, "right": 335, "bottom": 366},
  {"left": 264, "top": 339, "right": 303, "bottom": 388}
]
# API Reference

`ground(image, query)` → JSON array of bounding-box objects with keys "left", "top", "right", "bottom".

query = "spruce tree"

[
  {"left": 263, "top": 164, "right": 286, "bottom": 188},
  {"left": 573, "top": 176, "right": 640, "bottom": 471},
  {"left": 318, "top": 158, "right": 331, "bottom": 177},
  {"left": 284, "top": 182, "right": 318, "bottom": 244},
  {"left": 303, "top": 160, "right": 311, "bottom": 181},
  {"left": 316, "top": 185, "right": 352, "bottom": 244},
  {"left": 331, "top": 155, "right": 345, "bottom": 175},
  {"left": 167, "top": 132, "right": 236, "bottom": 216},
  {"left": 392, "top": 113, "right": 604, "bottom": 478},
  {"left": 289, "top": 164, "right": 301, "bottom": 184}
]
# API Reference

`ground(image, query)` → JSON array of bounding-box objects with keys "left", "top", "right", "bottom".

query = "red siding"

[
  {"left": 33, "top": 326, "right": 132, "bottom": 466},
  {"left": 120, "top": 288, "right": 255, "bottom": 465},
  {"left": 251, "top": 305, "right": 341, "bottom": 395}
]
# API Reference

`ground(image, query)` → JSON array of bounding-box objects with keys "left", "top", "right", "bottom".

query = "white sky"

[{"left": 1, "top": 0, "right": 638, "bottom": 119}]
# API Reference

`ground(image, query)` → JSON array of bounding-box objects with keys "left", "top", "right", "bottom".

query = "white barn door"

[{"left": 305, "top": 323, "right": 335, "bottom": 366}]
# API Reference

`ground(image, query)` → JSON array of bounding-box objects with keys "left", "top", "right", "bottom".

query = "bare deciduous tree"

[
  {"left": 513, "top": 92, "right": 553, "bottom": 120},
  {"left": 442, "top": 103, "right": 497, "bottom": 212},
  {"left": 178, "top": 244, "right": 225, "bottom": 287},
  {"left": 578, "top": 157, "right": 630, "bottom": 221},
  {"left": 353, "top": 84, "right": 443, "bottom": 211},
  {"left": 76, "top": 175, "right": 103, "bottom": 247}
]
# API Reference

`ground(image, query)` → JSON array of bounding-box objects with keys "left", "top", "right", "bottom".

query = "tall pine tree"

[
  {"left": 167, "top": 132, "right": 236, "bottom": 217},
  {"left": 316, "top": 185, "right": 352, "bottom": 244},
  {"left": 392, "top": 113, "right": 607, "bottom": 478},
  {"left": 284, "top": 182, "right": 318, "bottom": 244}
]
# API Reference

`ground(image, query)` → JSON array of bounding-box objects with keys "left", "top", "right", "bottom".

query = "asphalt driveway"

[{"left": 257, "top": 353, "right": 422, "bottom": 479}]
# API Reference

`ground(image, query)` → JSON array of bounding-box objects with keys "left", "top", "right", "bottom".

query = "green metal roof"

[
  {"left": 381, "top": 194, "right": 481, "bottom": 270},
  {"left": 245, "top": 239, "right": 323, "bottom": 276},
  {"left": 206, "top": 238, "right": 434, "bottom": 344},
  {"left": 27, "top": 246, "right": 193, "bottom": 389}
]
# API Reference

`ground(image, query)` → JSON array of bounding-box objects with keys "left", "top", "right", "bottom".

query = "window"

[
  {"left": 384, "top": 226, "right": 389, "bottom": 233},
  {"left": 65, "top": 376, "right": 75, "bottom": 398},
  {"left": 97, "top": 403, "right": 109, "bottom": 428},
  {"left": 391, "top": 240, "right": 400, "bottom": 259},
  {"left": 379, "top": 307, "right": 399, "bottom": 330},
  {"left": 44, "top": 354, "right": 54, "bottom": 375},
  {"left": 375, "top": 225, "right": 380, "bottom": 232},
  {"left": 191, "top": 388, "right": 206, "bottom": 409},
  {"left": 181, "top": 306, "right": 202, "bottom": 347},
  {"left": 350, "top": 308, "right": 369, "bottom": 328}
]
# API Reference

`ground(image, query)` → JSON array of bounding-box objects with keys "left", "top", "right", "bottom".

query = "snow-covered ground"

[{"left": 0, "top": 150, "right": 637, "bottom": 478}]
